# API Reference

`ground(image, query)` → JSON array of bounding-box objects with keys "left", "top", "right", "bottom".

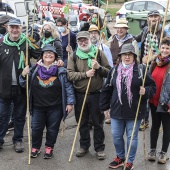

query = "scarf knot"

[
  {"left": 156, "top": 55, "right": 170, "bottom": 66},
  {"left": 41, "top": 37, "right": 55, "bottom": 48},
  {"left": 76, "top": 45, "right": 97, "bottom": 68},
  {"left": 37, "top": 59, "right": 58, "bottom": 80}
]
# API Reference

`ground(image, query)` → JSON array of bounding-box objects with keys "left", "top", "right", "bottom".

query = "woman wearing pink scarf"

[{"left": 100, "top": 44, "right": 156, "bottom": 170}]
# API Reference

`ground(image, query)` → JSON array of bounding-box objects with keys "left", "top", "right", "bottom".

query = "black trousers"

[
  {"left": 74, "top": 92, "right": 105, "bottom": 152},
  {"left": 150, "top": 104, "right": 170, "bottom": 152}
]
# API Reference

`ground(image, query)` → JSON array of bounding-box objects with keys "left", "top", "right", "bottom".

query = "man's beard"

[
  {"left": 91, "top": 37, "right": 99, "bottom": 45},
  {"left": 78, "top": 41, "right": 92, "bottom": 52},
  {"left": 148, "top": 21, "right": 160, "bottom": 33}
]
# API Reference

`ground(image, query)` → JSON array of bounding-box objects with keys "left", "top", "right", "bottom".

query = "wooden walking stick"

[
  {"left": 25, "top": 15, "right": 31, "bottom": 165},
  {"left": 123, "top": 21, "right": 158, "bottom": 169},
  {"left": 31, "top": 0, "right": 37, "bottom": 38},
  {"left": 160, "top": 0, "right": 170, "bottom": 46}
]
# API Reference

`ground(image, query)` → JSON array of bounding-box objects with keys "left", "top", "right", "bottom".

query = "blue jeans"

[
  {"left": 31, "top": 105, "right": 63, "bottom": 149},
  {"left": 0, "top": 92, "right": 26, "bottom": 144},
  {"left": 111, "top": 118, "right": 141, "bottom": 163}
]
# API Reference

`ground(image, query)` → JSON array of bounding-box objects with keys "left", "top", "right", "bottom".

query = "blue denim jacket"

[
  {"left": 157, "top": 63, "right": 170, "bottom": 112},
  {"left": 19, "top": 65, "right": 76, "bottom": 120}
]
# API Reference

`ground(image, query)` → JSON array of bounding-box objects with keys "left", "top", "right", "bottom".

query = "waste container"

[{"left": 126, "top": 11, "right": 170, "bottom": 35}]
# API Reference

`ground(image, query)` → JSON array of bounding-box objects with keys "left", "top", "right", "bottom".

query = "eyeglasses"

[
  {"left": 43, "top": 51, "right": 55, "bottom": 55},
  {"left": 122, "top": 53, "right": 134, "bottom": 57},
  {"left": 77, "top": 38, "right": 89, "bottom": 44}
]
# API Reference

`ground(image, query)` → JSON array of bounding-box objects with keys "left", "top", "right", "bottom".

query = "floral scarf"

[
  {"left": 156, "top": 55, "right": 170, "bottom": 66},
  {"left": 116, "top": 62, "right": 135, "bottom": 107}
]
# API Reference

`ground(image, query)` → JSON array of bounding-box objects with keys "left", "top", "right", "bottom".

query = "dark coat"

[
  {"left": 19, "top": 66, "right": 76, "bottom": 120},
  {"left": 99, "top": 64, "right": 156, "bottom": 120},
  {"left": 0, "top": 40, "right": 42, "bottom": 98}
]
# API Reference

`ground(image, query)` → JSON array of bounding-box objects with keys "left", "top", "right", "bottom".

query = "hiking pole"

[
  {"left": 160, "top": 0, "right": 170, "bottom": 46},
  {"left": 25, "top": 15, "right": 31, "bottom": 165},
  {"left": 123, "top": 21, "right": 158, "bottom": 170}
]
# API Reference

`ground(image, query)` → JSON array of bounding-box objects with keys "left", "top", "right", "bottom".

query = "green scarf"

[
  {"left": 76, "top": 45, "right": 97, "bottom": 68},
  {"left": 3, "top": 33, "right": 36, "bottom": 69},
  {"left": 41, "top": 37, "right": 54, "bottom": 48}
]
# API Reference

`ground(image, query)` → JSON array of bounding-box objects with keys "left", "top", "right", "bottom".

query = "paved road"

[{"left": 0, "top": 112, "right": 169, "bottom": 170}]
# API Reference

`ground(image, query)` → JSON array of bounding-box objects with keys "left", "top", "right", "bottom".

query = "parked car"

[{"left": 116, "top": 0, "right": 170, "bottom": 22}]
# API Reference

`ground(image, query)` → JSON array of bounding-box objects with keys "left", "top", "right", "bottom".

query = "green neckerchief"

[
  {"left": 76, "top": 45, "right": 97, "bottom": 68},
  {"left": 41, "top": 37, "right": 54, "bottom": 48},
  {"left": 3, "top": 33, "right": 36, "bottom": 50},
  {"left": 3, "top": 33, "right": 36, "bottom": 69}
]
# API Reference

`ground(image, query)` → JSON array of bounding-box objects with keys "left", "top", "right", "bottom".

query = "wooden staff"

[
  {"left": 160, "top": 0, "right": 170, "bottom": 45},
  {"left": 123, "top": 21, "right": 158, "bottom": 170},
  {"left": 31, "top": 0, "right": 37, "bottom": 38},
  {"left": 25, "top": 15, "right": 31, "bottom": 165}
]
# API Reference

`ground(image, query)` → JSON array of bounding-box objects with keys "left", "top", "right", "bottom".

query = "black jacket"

[
  {"left": 99, "top": 64, "right": 156, "bottom": 120},
  {"left": 0, "top": 39, "right": 42, "bottom": 98}
]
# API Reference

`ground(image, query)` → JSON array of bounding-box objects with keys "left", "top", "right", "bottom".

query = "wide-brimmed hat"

[
  {"left": 147, "top": 10, "right": 161, "bottom": 17},
  {"left": 118, "top": 43, "right": 137, "bottom": 58},
  {"left": 114, "top": 18, "right": 129, "bottom": 29},
  {"left": 88, "top": 24, "right": 100, "bottom": 34},
  {"left": 7, "top": 18, "right": 22, "bottom": 26},
  {"left": 76, "top": 31, "right": 90, "bottom": 40},
  {"left": 42, "top": 44, "right": 58, "bottom": 58},
  {"left": 0, "top": 15, "right": 13, "bottom": 25}
]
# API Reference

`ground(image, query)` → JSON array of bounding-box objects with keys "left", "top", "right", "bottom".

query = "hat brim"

[
  {"left": 76, "top": 36, "right": 89, "bottom": 40},
  {"left": 114, "top": 24, "right": 129, "bottom": 29},
  {"left": 7, "top": 23, "right": 22, "bottom": 26},
  {"left": 147, "top": 14, "right": 161, "bottom": 17},
  {"left": 88, "top": 29, "right": 100, "bottom": 33},
  {"left": 118, "top": 50, "right": 137, "bottom": 58}
]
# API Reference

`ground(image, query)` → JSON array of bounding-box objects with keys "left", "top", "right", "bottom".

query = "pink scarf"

[{"left": 116, "top": 62, "right": 135, "bottom": 107}]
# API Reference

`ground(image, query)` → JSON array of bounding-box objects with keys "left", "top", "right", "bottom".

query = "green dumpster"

[{"left": 126, "top": 11, "right": 170, "bottom": 35}]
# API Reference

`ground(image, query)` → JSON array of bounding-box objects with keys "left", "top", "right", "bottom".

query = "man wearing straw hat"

[
  {"left": 108, "top": 18, "right": 139, "bottom": 65},
  {"left": 135, "top": 10, "right": 167, "bottom": 131},
  {"left": 89, "top": 24, "right": 113, "bottom": 124},
  {"left": 0, "top": 18, "right": 41, "bottom": 153},
  {"left": 67, "top": 31, "right": 110, "bottom": 160}
]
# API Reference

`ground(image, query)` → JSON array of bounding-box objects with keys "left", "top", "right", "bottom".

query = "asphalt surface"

[{"left": 0, "top": 111, "right": 169, "bottom": 170}]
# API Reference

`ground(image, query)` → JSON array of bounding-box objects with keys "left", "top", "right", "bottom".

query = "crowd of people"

[{"left": 0, "top": 9, "right": 169, "bottom": 170}]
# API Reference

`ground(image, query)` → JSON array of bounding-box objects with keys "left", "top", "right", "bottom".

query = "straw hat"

[
  {"left": 114, "top": 18, "right": 129, "bottom": 29},
  {"left": 88, "top": 24, "right": 100, "bottom": 33}
]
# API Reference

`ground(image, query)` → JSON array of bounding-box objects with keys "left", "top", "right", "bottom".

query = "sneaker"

[
  {"left": 158, "top": 151, "right": 169, "bottom": 164},
  {"left": 139, "top": 120, "right": 149, "bottom": 131},
  {"left": 109, "top": 156, "right": 125, "bottom": 169},
  {"left": 31, "top": 148, "right": 41, "bottom": 158},
  {"left": 14, "top": 141, "right": 24, "bottom": 153},
  {"left": 105, "top": 118, "right": 111, "bottom": 124},
  {"left": 124, "top": 162, "right": 134, "bottom": 170},
  {"left": 148, "top": 149, "right": 156, "bottom": 161},
  {"left": 0, "top": 143, "right": 3, "bottom": 149},
  {"left": 76, "top": 148, "right": 88, "bottom": 157},
  {"left": 96, "top": 151, "right": 106, "bottom": 160},
  {"left": 43, "top": 146, "right": 53, "bottom": 159},
  {"left": 8, "top": 121, "right": 14, "bottom": 131}
]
